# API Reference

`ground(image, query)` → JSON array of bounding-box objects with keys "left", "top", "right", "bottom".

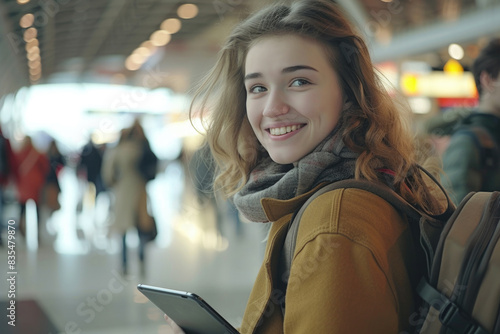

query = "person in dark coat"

[
  {"left": 442, "top": 38, "right": 500, "bottom": 205},
  {"left": 0, "top": 128, "right": 17, "bottom": 246},
  {"left": 78, "top": 138, "right": 106, "bottom": 197}
]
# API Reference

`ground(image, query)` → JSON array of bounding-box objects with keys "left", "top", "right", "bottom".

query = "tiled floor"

[{"left": 0, "top": 163, "right": 268, "bottom": 333}]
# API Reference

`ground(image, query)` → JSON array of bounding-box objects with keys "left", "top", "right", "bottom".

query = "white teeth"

[{"left": 269, "top": 124, "right": 301, "bottom": 136}]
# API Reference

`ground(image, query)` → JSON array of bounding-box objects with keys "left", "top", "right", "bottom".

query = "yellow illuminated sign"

[
  {"left": 400, "top": 71, "right": 477, "bottom": 98},
  {"left": 443, "top": 59, "right": 464, "bottom": 74}
]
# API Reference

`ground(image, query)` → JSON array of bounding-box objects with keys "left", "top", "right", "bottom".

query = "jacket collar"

[{"left": 260, "top": 183, "right": 326, "bottom": 222}]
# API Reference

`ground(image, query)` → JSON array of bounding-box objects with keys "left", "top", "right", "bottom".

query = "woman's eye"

[
  {"left": 290, "top": 79, "right": 310, "bottom": 87},
  {"left": 249, "top": 85, "right": 267, "bottom": 93}
]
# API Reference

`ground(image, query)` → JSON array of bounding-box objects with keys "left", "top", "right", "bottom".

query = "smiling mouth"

[{"left": 268, "top": 124, "right": 304, "bottom": 136}]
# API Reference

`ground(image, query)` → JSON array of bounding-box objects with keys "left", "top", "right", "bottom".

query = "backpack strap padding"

[
  {"left": 469, "top": 193, "right": 500, "bottom": 331},
  {"left": 434, "top": 192, "right": 491, "bottom": 289}
]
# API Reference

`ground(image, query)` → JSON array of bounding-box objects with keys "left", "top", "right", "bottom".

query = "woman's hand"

[{"left": 164, "top": 314, "right": 186, "bottom": 334}]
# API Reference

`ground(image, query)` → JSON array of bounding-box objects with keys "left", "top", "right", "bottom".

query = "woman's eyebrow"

[
  {"left": 282, "top": 65, "right": 318, "bottom": 73},
  {"left": 244, "top": 65, "right": 317, "bottom": 81},
  {"left": 244, "top": 72, "right": 261, "bottom": 81}
]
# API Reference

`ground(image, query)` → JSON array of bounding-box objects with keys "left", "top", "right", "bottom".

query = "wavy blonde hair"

[{"left": 190, "top": 0, "right": 445, "bottom": 213}]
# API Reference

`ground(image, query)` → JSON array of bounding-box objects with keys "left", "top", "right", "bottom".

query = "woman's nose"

[{"left": 263, "top": 92, "right": 289, "bottom": 116}]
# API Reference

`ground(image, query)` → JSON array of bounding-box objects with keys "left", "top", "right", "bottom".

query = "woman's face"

[{"left": 244, "top": 34, "right": 344, "bottom": 164}]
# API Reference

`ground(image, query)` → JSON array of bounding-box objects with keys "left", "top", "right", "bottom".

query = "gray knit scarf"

[{"left": 233, "top": 127, "right": 359, "bottom": 222}]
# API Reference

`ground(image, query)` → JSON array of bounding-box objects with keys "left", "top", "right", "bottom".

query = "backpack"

[
  {"left": 138, "top": 141, "right": 158, "bottom": 182},
  {"left": 282, "top": 169, "right": 500, "bottom": 333}
]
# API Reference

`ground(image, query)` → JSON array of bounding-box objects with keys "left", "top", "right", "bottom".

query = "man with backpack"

[{"left": 442, "top": 38, "right": 500, "bottom": 205}]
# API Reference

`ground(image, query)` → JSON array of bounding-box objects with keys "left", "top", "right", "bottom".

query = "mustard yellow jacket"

[{"left": 239, "top": 186, "right": 417, "bottom": 333}]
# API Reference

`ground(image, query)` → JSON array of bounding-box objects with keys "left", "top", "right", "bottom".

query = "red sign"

[{"left": 437, "top": 97, "right": 478, "bottom": 108}]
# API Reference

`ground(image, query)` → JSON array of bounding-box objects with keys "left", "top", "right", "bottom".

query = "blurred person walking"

[
  {"left": 188, "top": 144, "right": 225, "bottom": 235},
  {"left": 77, "top": 137, "right": 106, "bottom": 197},
  {"left": 442, "top": 38, "right": 500, "bottom": 204},
  {"left": 13, "top": 136, "right": 50, "bottom": 240},
  {"left": 102, "top": 119, "right": 157, "bottom": 276},
  {"left": 42, "top": 139, "right": 64, "bottom": 215},
  {"left": 189, "top": 144, "right": 243, "bottom": 237}
]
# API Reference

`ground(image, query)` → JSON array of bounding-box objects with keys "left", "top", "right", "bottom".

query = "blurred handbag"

[
  {"left": 136, "top": 215, "right": 158, "bottom": 242},
  {"left": 43, "top": 182, "right": 61, "bottom": 212},
  {"left": 136, "top": 190, "right": 157, "bottom": 242},
  {"left": 138, "top": 141, "right": 158, "bottom": 182}
]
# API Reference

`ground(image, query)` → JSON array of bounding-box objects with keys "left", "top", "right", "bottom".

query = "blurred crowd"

[
  {"left": 0, "top": 117, "right": 243, "bottom": 275},
  {"left": 0, "top": 131, "right": 64, "bottom": 246}
]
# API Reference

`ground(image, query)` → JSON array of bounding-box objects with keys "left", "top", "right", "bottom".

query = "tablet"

[{"left": 137, "top": 284, "right": 239, "bottom": 334}]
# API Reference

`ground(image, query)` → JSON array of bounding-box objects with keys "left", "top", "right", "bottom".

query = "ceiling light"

[
  {"left": 20, "top": 13, "right": 35, "bottom": 28},
  {"left": 161, "top": 18, "right": 181, "bottom": 34},
  {"left": 133, "top": 46, "right": 151, "bottom": 58},
  {"left": 28, "top": 60, "right": 41, "bottom": 69},
  {"left": 26, "top": 38, "right": 39, "bottom": 49},
  {"left": 140, "top": 40, "right": 156, "bottom": 50},
  {"left": 140, "top": 41, "right": 157, "bottom": 55},
  {"left": 29, "top": 66, "right": 41, "bottom": 75},
  {"left": 125, "top": 56, "right": 141, "bottom": 71},
  {"left": 130, "top": 53, "right": 147, "bottom": 65},
  {"left": 375, "top": 27, "right": 392, "bottom": 45},
  {"left": 17, "top": 0, "right": 30, "bottom": 4},
  {"left": 448, "top": 43, "right": 464, "bottom": 60},
  {"left": 26, "top": 45, "right": 39, "bottom": 54},
  {"left": 177, "top": 4, "right": 198, "bottom": 19},
  {"left": 30, "top": 72, "right": 41, "bottom": 81},
  {"left": 408, "top": 97, "right": 432, "bottom": 114},
  {"left": 27, "top": 46, "right": 39, "bottom": 55},
  {"left": 23, "top": 27, "right": 37, "bottom": 42},
  {"left": 27, "top": 52, "right": 40, "bottom": 61},
  {"left": 150, "top": 30, "right": 171, "bottom": 46}
]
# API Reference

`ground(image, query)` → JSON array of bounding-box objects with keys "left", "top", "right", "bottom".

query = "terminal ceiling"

[{"left": 0, "top": 0, "right": 499, "bottom": 98}]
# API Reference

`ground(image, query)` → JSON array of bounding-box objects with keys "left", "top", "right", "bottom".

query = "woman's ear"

[{"left": 479, "top": 70, "right": 495, "bottom": 94}]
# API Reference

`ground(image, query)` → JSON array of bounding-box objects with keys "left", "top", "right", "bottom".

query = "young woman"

[{"left": 166, "top": 0, "right": 446, "bottom": 332}]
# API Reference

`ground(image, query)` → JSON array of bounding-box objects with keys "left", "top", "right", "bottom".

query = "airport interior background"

[{"left": 0, "top": 0, "right": 499, "bottom": 333}]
